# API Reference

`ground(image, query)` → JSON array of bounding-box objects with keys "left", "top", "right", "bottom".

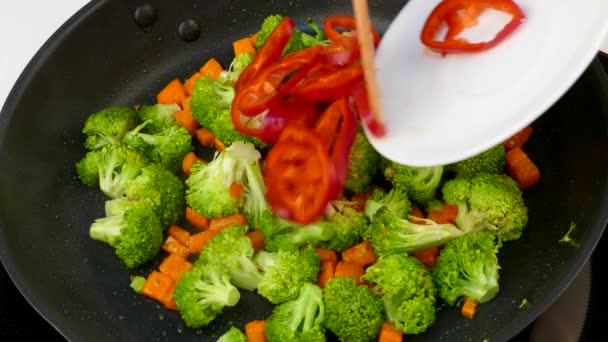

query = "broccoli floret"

[
  {"left": 196, "top": 225, "right": 263, "bottom": 291},
  {"left": 221, "top": 53, "right": 254, "bottom": 84},
  {"left": 136, "top": 103, "right": 181, "bottom": 133},
  {"left": 255, "top": 247, "right": 320, "bottom": 304},
  {"left": 123, "top": 122, "right": 192, "bottom": 174},
  {"left": 89, "top": 200, "right": 163, "bottom": 268},
  {"left": 130, "top": 275, "right": 146, "bottom": 294},
  {"left": 190, "top": 76, "right": 268, "bottom": 149},
  {"left": 255, "top": 14, "right": 305, "bottom": 54},
  {"left": 322, "top": 206, "right": 369, "bottom": 252},
  {"left": 264, "top": 220, "right": 336, "bottom": 253},
  {"left": 75, "top": 144, "right": 149, "bottom": 198},
  {"left": 364, "top": 187, "right": 412, "bottom": 222},
  {"left": 345, "top": 130, "right": 381, "bottom": 195},
  {"left": 363, "top": 254, "right": 436, "bottom": 335},
  {"left": 432, "top": 231, "right": 502, "bottom": 306},
  {"left": 82, "top": 106, "right": 138, "bottom": 150},
  {"left": 265, "top": 283, "right": 326, "bottom": 342},
  {"left": 384, "top": 163, "right": 444, "bottom": 206},
  {"left": 301, "top": 17, "right": 331, "bottom": 47},
  {"left": 442, "top": 173, "right": 528, "bottom": 241},
  {"left": 217, "top": 326, "right": 246, "bottom": 342},
  {"left": 186, "top": 141, "right": 260, "bottom": 218},
  {"left": 367, "top": 207, "right": 464, "bottom": 257},
  {"left": 446, "top": 144, "right": 506, "bottom": 178},
  {"left": 322, "top": 277, "right": 385, "bottom": 342},
  {"left": 173, "top": 264, "right": 241, "bottom": 329},
  {"left": 124, "top": 163, "right": 186, "bottom": 228}
]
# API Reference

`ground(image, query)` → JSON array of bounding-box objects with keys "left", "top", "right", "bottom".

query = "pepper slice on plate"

[{"left": 420, "top": 0, "right": 525, "bottom": 54}]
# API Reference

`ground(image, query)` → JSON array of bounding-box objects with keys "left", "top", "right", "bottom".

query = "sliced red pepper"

[
  {"left": 323, "top": 15, "right": 381, "bottom": 46},
  {"left": 259, "top": 99, "right": 319, "bottom": 144},
  {"left": 420, "top": 0, "right": 525, "bottom": 54},
  {"left": 236, "top": 46, "right": 323, "bottom": 116},
  {"left": 235, "top": 16, "right": 295, "bottom": 91},
  {"left": 350, "top": 81, "right": 387, "bottom": 137},
  {"left": 292, "top": 64, "right": 364, "bottom": 103},
  {"left": 264, "top": 124, "right": 335, "bottom": 224}
]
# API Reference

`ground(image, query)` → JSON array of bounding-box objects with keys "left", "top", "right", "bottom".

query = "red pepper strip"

[
  {"left": 420, "top": 0, "right": 525, "bottom": 54},
  {"left": 323, "top": 15, "right": 381, "bottom": 47},
  {"left": 235, "top": 16, "right": 295, "bottom": 91},
  {"left": 259, "top": 99, "right": 319, "bottom": 144},
  {"left": 350, "top": 81, "right": 387, "bottom": 137},
  {"left": 264, "top": 124, "right": 334, "bottom": 224},
  {"left": 292, "top": 64, "right": 364, "bottom": 103},
  {"left": 236, "top": 46, "right": 323, "bottom": 117},
  {"left": 320, "top": 38, "right": 360, "bottom": 66}
]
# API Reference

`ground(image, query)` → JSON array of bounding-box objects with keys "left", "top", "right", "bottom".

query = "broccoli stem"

[
  {"left": 89, "top": 215, "right": 124, "bottom": 246},
  {"left": 254, "top": 251, "right": 277, "bottom": 271},
  {"left": 287, "top": 283, "right": 324, "bottom": 332},
  {"left": 382, "top": 226, "right": 465, "bottom": 254},
  {"left": 194, "top": 274, "right": 240, "bottom": 307},
  {"left": 230, "top": 256, "right": 264, "bottom": 291}
]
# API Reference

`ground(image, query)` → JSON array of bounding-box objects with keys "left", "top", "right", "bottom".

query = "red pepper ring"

[
  {"left": 420, "top": 0, "right": 525, "bottom": 54},
  {"left": 235, "top": 16, "right": 295, "bottom": 91},
  {"left": 323, "top": 15, "right": 381, "bottom": 47},
  {"left": 236, "top": 46, "right": 323, "bottom": 117},
  {"left": 263, "top": 124, "right": 335, "bottom": 224},
  {"left": 292, "top": 64, "right": 364, "bottom": 103}
]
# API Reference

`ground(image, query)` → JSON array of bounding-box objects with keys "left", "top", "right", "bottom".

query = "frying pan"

[{"left": 1, "top": 1, "right": 608, "bottom": 341}]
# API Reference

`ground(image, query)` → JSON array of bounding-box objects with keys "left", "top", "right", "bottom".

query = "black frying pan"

[{"left": 1, "top": 1, "right": 608, "bottom": 341}]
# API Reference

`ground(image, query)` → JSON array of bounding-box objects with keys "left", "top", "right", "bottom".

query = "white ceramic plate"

[{"left": 371, "top": 0, "right": 608, "bottom": 166}]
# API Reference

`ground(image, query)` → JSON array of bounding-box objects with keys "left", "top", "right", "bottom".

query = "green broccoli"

[
  {"left": 442, "top": 173, "right": 528, "bottom": 241},
  {"left": 301, "top": 17, "right": 331, "bottom": 47},
  {"left": 196, "top": 225, "right": 263, "bottom": 291},
  {"left": 82, "top": 106, "right": 138, "bottom": 150},
  {"left": 190, "top": 76, "right": 267, "bottom": 149},
  {"left": 89, "top": 200, "right": 163, "bottom": 268},
  {"left": 130, "top": 275, "right": 146, "bottom": 294},
  {"left": 123, "top": 122, "right": 192, "bottom": 174},
  {"left": 364, "top": 187, "right": 412, "bottom": 221},
  {"left": 217, "top": 326, "right": 246, "bottom": 342},
  {"left": 104, "top": 197, "right": 134, "bottom": 217},
  {"left": 322, "top": 205, "right": 369, "bottom": 252},
  {"left": 255, "top": 246, "right": 320, "bottom": 304},
  {"left": 254, "top": 14, "right": 305, "bottom": 54},
  {"left": 221, "top": 53, "right": 254, "bottom": 84},
  {"left": 384, "top": 163, "right": 444, "bottom": 206},
  {"left": 345, "top": 130, "right": 381, "bottom": 195},
  {"left": 446, "top": 144, "right": 506, "bottom": 178},
  {"left": 173, "top": 264, "right": 241, "bottom": 329},
  {"left": 431, "top": 231, "right": 502, "bottom": 306},
  {"left": 367, "top": 206, "right": 464, "bottom": 257},
  {"left": 263, "top": 220, "right": 336, "bottom": 253},
  {"left": 186, "top": 141, "right": 260, "bottom": 219},
  {"left": 124, "top": 163, "right": 186, "bottom": 228},
  {"left": 136, "top": 103, "right": 181, "bottom": 133},
  {"left": 75, "top": 144, "right": 149, "bottom": 198},
  {"left": 363, "top": 254, "right": 436, "bottom": 335},
  {"left": 265, "top": 283, "right": 326, "bottom": 342},
  {"left": 322, "top": 277, "right": 385, "bottom": 342}
]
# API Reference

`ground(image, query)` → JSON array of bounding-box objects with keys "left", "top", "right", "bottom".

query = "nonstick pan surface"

[{"left": 1, "top": 1, "right": 608, "bottom": 341}]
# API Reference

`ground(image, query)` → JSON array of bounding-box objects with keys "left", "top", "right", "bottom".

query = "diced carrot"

[
  {"left": 504, "top": 126, "right": 533, "bottom": 151},
  {"left": 378, "top": 321, "right": 403, "bottom": 342},
  {"left": 186, "top": 207, "right": 210, "bottom": 230},
  {"left": 341, "top": 240, "right": 377, "bottom": 267},
  {"left": 168, "top": 225, "right": 191, "bottom": 245},
  {"left": 250, "top": 32, "right": 260, "bottom": 47},
  {"left": 162, "top": 236, "right": 190, "bottom": 259},
  {"left": 142, "top": 271, "right": 174, "bottom": 304},
  {"left": 317, "top": 260, "right": 336, "bottom": 288},
  {"left": 245, "top": 320, "right": 266, "bottom": 342},
  {"left": 214, "top": 138, "right": 226, "bottom": 151},
  {"left": 334, "top": 261, "right": 366, "bottom": 285},
  {"left": 184, "top": 72, "right": 203, "bottom": 96},
  {"left": 348, "top": 185, "right": 383, "bottom": 212},
  {"left": 461, "top": 297, "right": 478, "bottom": 319},
  {"left": 229, "top": 182, "right": 245, "bottom": 199},
  {"left": 157, "top": 78, "right": 187, "bottom": 107},
  {"left": 199, "top": 58, "right": 223, "bottom": 81},
  {"left": 246, "top": 230, "right": 265, "bottom": 253},
  {"left": 209, "top": 213, "right": 248, "bottom": 232},
  {"left": 314, "top": 247, "right": 339, "bottom": 265},
  {"left": 506, "top": 148, "right": 540, "bottom": 189},
  {"left": 414, "top": 247, "right": 439, "bottom": 269},
  {"left": 427, "top": 204, "right": 458, "bottom": 225},
  {"left": 182, "top": 96, "right": 192, "bottom": 111},
  {"left": 233, "top": 36, "right": 257, "bottom": 56},
  {"left": 182, "top": 152, "right": 200, "bottom": 176},
  {"left": 174, "top": 107, "right": 200, "bottom": 136},
  {"left": 186, "top": 230, "right": 217, "bottom": 254},
  {"left": 162, "top": 282, "right": 178, "bottom": 311},
  {"left": 159, "top": 254, "right": 194, "bottom": 282},
  {"left": 195, "top": 127, "right": 216, "bottom": 147}
]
